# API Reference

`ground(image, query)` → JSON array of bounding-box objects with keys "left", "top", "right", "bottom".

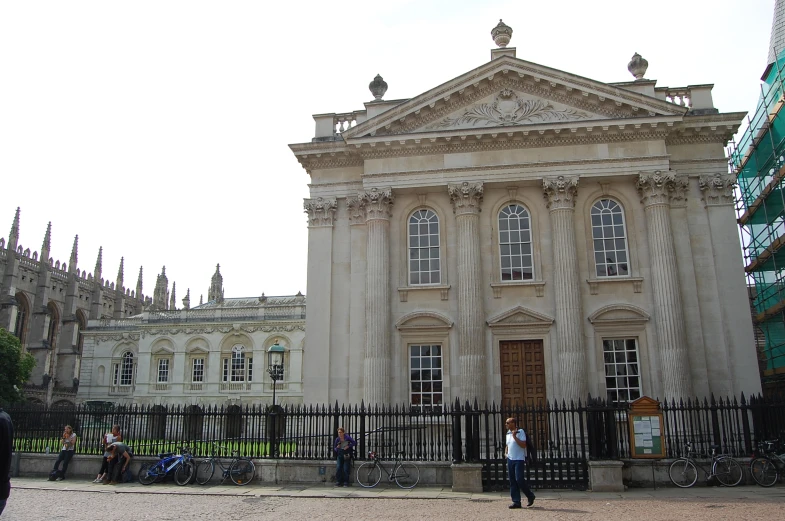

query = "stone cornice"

[
  {"left": 448, "top": 182, "right": 484, "bottom": 215},
  {"left": 637, "top": 171, "right": 677, "bottom": 207},
  {"left": 303, "top": 197, "right": 338, "bottom": 227},
  {"left": 359, "top": 187, "right": 394, "bottom": 221},
  {"left": 543, "top": 175, "right": 579, "bottom": 210},
  {"left": 699, "top": 173, "right": 736, "bottom": 206}
]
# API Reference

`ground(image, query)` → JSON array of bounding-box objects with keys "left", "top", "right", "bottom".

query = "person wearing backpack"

[{"left": 504, "top": 417, "right": 535, "bottom": 509}]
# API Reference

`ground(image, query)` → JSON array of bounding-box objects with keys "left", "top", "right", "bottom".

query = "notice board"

[{"left": 628, "top": 396, "right": 666, "bottom": 459}]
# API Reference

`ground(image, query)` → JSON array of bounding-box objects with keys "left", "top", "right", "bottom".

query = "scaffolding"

[{"left": 729, "top": 51, "right": 785, "bottom": 395}]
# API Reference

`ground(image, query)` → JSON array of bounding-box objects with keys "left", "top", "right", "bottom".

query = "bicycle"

[
  {"left": 195, "top": 442, "right": 256, "bottom": 486},
  {"left": 668, "top": 441, "right": 743, "bottom": 488},
  {"left": 356, "top": 450, "right": 420, "bottom": 489},
  {"left": 138, "top": 447, "right": 195, "bottom": 486},
  {"left": 750, "top": 438, "right": 785, "bottom": 487}
]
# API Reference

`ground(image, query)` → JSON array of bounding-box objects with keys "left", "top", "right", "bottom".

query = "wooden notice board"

[{"left": 628, "top": 396, "right": 666, "bottom": 459}]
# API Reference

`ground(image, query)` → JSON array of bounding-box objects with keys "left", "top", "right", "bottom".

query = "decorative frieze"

[
  {"left": 303, "top": 197, "right": 338, "bottom": 227},
  {"left": 699, "top": 173, "right": 736, "bottom": 206},
  {"left": 543, "top": 175, "right": 579, "bottom": 210},
  {"left": 359, "top": 187, "right": 394, "bottom": 221},
  {"left": 637, "top": 171, "right": 676, "bottom": 207},
  {"left": 448, "top": 181, "right": 484, "bottom": 215}
]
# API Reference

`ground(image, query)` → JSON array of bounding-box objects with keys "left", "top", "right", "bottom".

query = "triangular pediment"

[
  {"left": 487, "top": 306, "right": 554, "bottom": 329},
  {"left": 342, "top": 55, "right": 686, "bottom": 141}
]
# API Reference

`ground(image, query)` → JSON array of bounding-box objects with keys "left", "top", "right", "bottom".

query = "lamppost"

[{"left": 267, "top": 341, "right": 285, "bottom": 458}]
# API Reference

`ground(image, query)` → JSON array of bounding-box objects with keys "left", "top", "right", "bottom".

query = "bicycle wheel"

[
  {"left": 174, "top": 461, "right": 195, "bottom": 486},
  {"left": 668, "top": 458, "right": 698, "bottom": 488},
  {"left": 393, "top": 462, "right": 420, "bottom": 489},
  {"left": 195, "top": 459, "right": 215, "bottom": 485},
  {"left": 750, "top": 457, "right": 779, "bottom": 487},
  {"left": 713, "top": 457, "right": 743, "bottom": 487},
  {"left": 356, "top": 461, "right": 382, "bottom": 488},
  {"left": 138, "top": 462, "right": 159, "bottom": 485},
  {"left": 229, "top": 459, "right": 255, "bottom": 486}
]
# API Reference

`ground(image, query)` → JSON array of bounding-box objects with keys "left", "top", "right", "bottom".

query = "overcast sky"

[{"left": 0, "top": 0, "right": 776, "bottom": 303}]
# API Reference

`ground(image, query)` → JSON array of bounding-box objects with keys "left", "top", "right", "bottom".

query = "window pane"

[
  {"left": 410, "top": 344, "right": 443, "bottom": 412},
  {"left": 603, "top": 338, "right": 641, "bottom": 403},
  {"left": 409, "top": 210, "right": 440, "bottom": 286}
]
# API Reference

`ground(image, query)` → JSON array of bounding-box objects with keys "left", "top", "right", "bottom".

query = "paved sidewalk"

[{"left": 10, "top": 477, "right": 785, "bottom": 502}]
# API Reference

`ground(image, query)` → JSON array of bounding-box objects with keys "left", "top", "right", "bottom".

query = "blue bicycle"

[{"left": 138, "top": 447, "right": 195, "bottom": 486}]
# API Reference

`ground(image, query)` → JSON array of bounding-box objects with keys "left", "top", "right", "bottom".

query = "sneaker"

[
  {"left": 92, "top": 477, "right": 102, "bottom": 483},
  {"left": 527, "top": 496, "right": 536, "bottom": 507},
  {"left": 55, "top": 477, "right": 64, "bottom": 481},
  {"left": 508, "top": 503, "right": 522, "bottom": 509}
]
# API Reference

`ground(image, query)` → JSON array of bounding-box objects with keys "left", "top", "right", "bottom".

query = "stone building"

[
  {"left": 0, "top": 208, "right": 146, "bottom": 406},
  {"left": 76, "top": 269, "right": 306, "bottom": 407},
  {"left": 290, "top": 21, "right": 761, "bottom": 407}
]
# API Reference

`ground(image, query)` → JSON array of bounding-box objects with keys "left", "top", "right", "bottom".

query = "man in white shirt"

[{"left": 504, "top": 417, "right": 535, "bottom": 509}]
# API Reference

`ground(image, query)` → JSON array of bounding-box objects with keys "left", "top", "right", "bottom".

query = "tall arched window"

[
  {"left": 114, "top": 351, "right": 135, "bottom": 386},
  {"left": 591, "top": 199, "right": 629, "bottom": 277},
  {"left": 408, "top": 209, "right": 440, "bottom": 285},
  {"left": 13, "top": 293, "right": 29, "bottom": 345},
  {"left": 75, "top": 310, "right": 87, "bottom": 354},
  {"left": 499, "top": 204, "right": 533, "bottom": 281},
  {"left": 46, "top": 302, "right": 60, "bottom": 348}
]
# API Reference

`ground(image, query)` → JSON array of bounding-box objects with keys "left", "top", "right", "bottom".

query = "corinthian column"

[
  {"left": 360, "top": 187, "right": 394, "bottom": 405},
  {"left": 637, "top": 171, "right": 693, "bottom": 399},
  {"left": 543, "top": 175, "right": 587, "bottom": 403},
  {"left": 448, "top": 181, "right": 486, "bottom": 403}
]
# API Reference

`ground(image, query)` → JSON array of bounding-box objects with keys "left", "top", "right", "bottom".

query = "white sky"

[{"left": 0, "top": 0, "right": 776, "bottom": 302}]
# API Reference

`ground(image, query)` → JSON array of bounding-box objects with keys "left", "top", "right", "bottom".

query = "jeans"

[
  {"left": 508, "top": 459, "right": 534, "bottom": 505},
  {"left": 53, "top": 450, "right": 74, "bottom": 477},
  {"left": 98, "top": 456, "right": 109, "bottom": 476},
  {"left": 107, "top": 457, "right": 130, "bottom": 483},
  {"left": 335, "top": 454, "right": 351, "bottom": 485}
]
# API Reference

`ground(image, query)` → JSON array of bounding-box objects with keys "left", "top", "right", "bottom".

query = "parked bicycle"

[
  {"left": 138, "top": 447, "right": 195, "bottom": 486},
  {"left": 195, "top": 442, "right": 256, "bottom": 486},
  {"left": 356, "top": 450, "right": 419, "bottom": 489},
  {"left": 750, "top": 438, "right": 785, "bottom": 487},
  {"left": 668, "top": 441, "right": 743, "bottom": 488}
]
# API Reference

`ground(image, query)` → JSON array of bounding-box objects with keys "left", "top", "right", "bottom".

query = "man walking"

[
  {"left": 505, "top": 417, "right": 535, "bottom": 509},
  {"left": 0, "top": 407, "right": 13, "bottom": 516}
]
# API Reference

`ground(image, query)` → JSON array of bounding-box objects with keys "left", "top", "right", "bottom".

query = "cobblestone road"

[{"left": 3, "top": 487, "right": 784, "bottom": 521}]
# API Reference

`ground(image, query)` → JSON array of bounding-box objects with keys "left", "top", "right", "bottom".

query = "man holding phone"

[{"left": 505, "top": 417, "right": 535, "bottom": 509}]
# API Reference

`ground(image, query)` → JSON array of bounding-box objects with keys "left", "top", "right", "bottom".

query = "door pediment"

[
  {"left": 487, "top": 306, "right": 554, "bottom": 333},
  {"left": 341, "top": 56, "right": 686, "bottom": 141}
]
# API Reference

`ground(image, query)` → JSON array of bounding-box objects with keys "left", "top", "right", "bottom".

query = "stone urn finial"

[
  {"left": 491, "top": 19, "right": 512, "bottom": 48},
  {"left": 369, "top": 74, "right": 388, "bottom": 100},
  {"left": 627, "top": 52, "right": 648, "bottom": 80}
]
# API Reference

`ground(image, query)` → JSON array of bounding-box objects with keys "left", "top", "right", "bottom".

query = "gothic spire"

[
  {"left": 68, "top": 235, "right": 78, "bottom": 273},
  {"left": 136, "top": 266, "right": 143, "bottom": 297},
  {"left": 769, "top": 0, "right": 785, "bottom": 66},
  {"left": 94, "top": 246, "right": 103, "bottom": 280},
  {"left": 152, "top": 266, "right": 168, "bottom": 310},
  {"left": 7, "top": 207, "right": 20, "bottom": 251},
  {"left": 199, "top": 294, "right": 203, "bottom": 306},
  {"left": 41, "top": 222, "right": 52, "bottom": 262},
  {"left": 116, "top": 257, "right": 124, "bottom": 288},
  {"left": 170, "top": 282, "right": 177, "bottom": 310},
  {"left": 208, "top": 263, "right": 224, "bottom": 303}
]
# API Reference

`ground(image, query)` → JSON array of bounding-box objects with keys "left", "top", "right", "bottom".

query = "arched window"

[
  {"left": 13, "top": 293, "right": 29, "bottom": 345},
  {"left": 46, "top": 302, "right": 60, "bottom": 348},
  {"left": 408, "top": 209, "right": 440, "bottom": 285},
  {"left": 75, "top": 311, "right": 87, "bottom": 354},
  {"left": 498, "top": 204, "right": 533, "bottom": 281},
  {"left": 114, "top": 352, "right": 135, "bottom": 386},
  {"left": 591, "top": 199, "right": 629, "bottom": 277}
]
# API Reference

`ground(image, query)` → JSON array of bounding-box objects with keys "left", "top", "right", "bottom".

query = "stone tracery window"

[
  {"left": 223, "top": 344, "right": 251, "bottom": 382},
  {"left": 591, "top": 199, "right": 629, "bottom": 277},
  {"left": 13, "top": 293, "right": 29, "bottom": 345},
  {"left": 498, "top": 204, "right": 534, "bottom": 281},
  {"left": 408, "top": 209, "right": 441, "bottom": 285},
  {"left": 113, "top": 351, "right": 135, "bottom": 386}
]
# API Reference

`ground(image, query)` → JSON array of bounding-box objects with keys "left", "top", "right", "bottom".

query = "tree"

[{"left": 0, "top": 328, "right": 35, "bottom": 405}]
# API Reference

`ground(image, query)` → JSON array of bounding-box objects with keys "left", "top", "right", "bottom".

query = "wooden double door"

[{"left": 500, "top": 339, "right": 546, "bottom": 407}]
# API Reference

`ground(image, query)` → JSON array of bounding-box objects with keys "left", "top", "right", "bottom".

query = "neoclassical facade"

[
  {"left": 76, "top": 290, "right": 306, "bottom": 407},
  {"left": 290, "top": 22, "right": 761, "bottom": 406}
]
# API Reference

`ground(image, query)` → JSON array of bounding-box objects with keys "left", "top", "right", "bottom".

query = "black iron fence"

[{"left": 7, "top": 393, "right": 785, "bottom": 469}]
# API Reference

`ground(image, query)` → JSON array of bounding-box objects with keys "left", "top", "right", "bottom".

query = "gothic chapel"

[{"left": 290, "top": 21, "right": 761, "bottom": 407}]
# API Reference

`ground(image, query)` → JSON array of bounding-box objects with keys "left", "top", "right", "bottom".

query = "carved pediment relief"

[
  {"left": 151, "top": 339, "right": 174, "bottom": 355},
  {"left": 396, "top": 311, "right": 453, "bottom": 332},
  {"left": 425, "top": 89, "right": 597, "bottom": 131},
  {"left": 487, "top": 306, "right": 554, "bottom": 331},
  {"left": 588, "top": 304, "right": 650, "bottom": 327}
]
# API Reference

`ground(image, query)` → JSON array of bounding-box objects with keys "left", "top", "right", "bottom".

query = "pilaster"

[
  {"left": 347, "top": 196, "right": 368, "bottom": 404},
  {"left": 448, "top": 181, "right": 487, "bottom": 403},
  {"left": 636, "top": 171, "right": 693, "bottom": 399},
  {"left": 360, "top": 187, "right": 394, "bottom": 405},
  {"left": 543, "top": 175, "right": 586, "bottom": 402}
]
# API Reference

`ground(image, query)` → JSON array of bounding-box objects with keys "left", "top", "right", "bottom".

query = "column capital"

[
  {"left": 303, "top": 197, "right": 338, "bottom": 227},
  {"left": 669, "top": 174, "right": 690, "bottom": 208},
  {"left": 637, "top": 170, "right": 676, "bottom": 207},
  {"left": 699, "top": 173, "right": 736, "bottom": 206},
  {"left": 360, "top": 187, "right": 394, "bottom": 221},
  {"left": 543, "top": 175, "right": 579, "bottom": 210},
  {"left": 448, "top": 181, "right": 484, "bottom": 215},
  {"left": 346, "top": 196, "right": 365, "bottom": 225}
]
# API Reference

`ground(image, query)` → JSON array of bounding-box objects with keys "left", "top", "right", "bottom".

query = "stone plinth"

[
  {"left": 451, "top": 463, "right": 483, "bottom": 493},
  {"left": 588, "top": 460, "right": 625, "bottom": 492}
]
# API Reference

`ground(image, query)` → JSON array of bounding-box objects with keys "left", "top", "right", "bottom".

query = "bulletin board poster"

[{"left": 629, "top": 414, "right": 665, "bottom": 459}]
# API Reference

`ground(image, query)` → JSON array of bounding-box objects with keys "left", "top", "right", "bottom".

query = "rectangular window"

[
  {"left": 192, "top": 358, "right": 204, "bottom": 383},
  {"left": 113, "top": 364, "right": 119, "bottom": 385},
  {"left": 157, "top": 358, "right": 170, "bottom": 383},
  {"left": 603, "top": 338, "right": 641, "bottom": 403},
  {"left": 409, "top": 344, "right": 443, "bottom": 412},
  {"left": 222, "top": 358, "right": 229, "bottom": 382},
  {"left": 231, "top": 353, "right": 246, "bottom": 382},
  {"left": 247, "top": 356, "right": 253, "bottom": 382}
]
